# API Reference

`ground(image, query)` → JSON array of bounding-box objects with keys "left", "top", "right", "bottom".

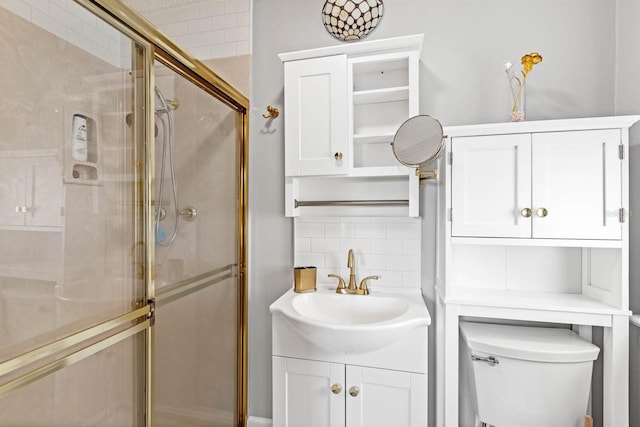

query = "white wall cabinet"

[
  {"left": 280, "top": 35, "right": 423, "bottom": 217},
  {"left": 284, "top": 55, "right": 348, "bottom": 177},
  {"left": 0, "top": 151, "right": 63, "bottom": 230},
  {"left": 451, "top": 129, "right": 622, "bottom": 240},
  {"left": 436, "top": 116, "right": 639, "bottom": 427},
  {"left": 273, "top": 357, "right": 426, "bottom": 427}
]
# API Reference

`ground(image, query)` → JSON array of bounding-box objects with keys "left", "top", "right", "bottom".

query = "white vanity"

[
  {"left": 436, "top": 116, "right": 639, "bottom": 427},
  {"left": 271, "top": 286, "right": 430, "bottom": 427}
]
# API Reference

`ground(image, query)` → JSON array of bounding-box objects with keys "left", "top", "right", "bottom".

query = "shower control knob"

[
  {"left": 179, "top": 206, "right": 198, "bottom": 221},
  {"left": 348, "top": 386, "right": 359, "bottom": 397}
]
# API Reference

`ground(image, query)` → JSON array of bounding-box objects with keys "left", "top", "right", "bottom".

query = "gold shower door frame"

[{"left": 0, "top": 0, "right": 249, "bottom": 425}]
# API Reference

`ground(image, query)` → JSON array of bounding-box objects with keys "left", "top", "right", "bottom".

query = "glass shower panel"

[
  {"left": 153, "top": 61, "right": 239, "bottom": 426},
  {"left": 0, "top": 332, "right": 142, "bottom": 426},
  {"left": 0, "top": 0, "right": 146, "bottom": 415},
  {"left": 0, "top": 1, "right": 143, "bottom": 358}
]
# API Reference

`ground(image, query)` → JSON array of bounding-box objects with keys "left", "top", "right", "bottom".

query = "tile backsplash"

[{"left": 294, "top": 217, "right": 421, "bottom": 289}]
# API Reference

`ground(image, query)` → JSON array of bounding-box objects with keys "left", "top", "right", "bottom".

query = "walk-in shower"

[{"left": 0, "top": 1, "right": 248, "bottom": 426}]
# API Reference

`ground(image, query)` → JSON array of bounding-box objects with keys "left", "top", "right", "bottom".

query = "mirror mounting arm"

[{"left": 417, "top": 168, "right": 438, "bottom": 183}]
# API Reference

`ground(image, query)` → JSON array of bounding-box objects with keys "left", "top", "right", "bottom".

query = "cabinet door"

[
  {"left": 532, "top": 129, "right": 621, "bottom": 239},
  {"left": 345, "top": 366, "right": 426, "bottom": 427},
  {"left": 273, "top": 357, "right": 345, "bottom": 427},
  {"left": 0, "top": 157, "right": 27, "bottom": 226},
  {"left": 451, "top": 134, "right": 532, "bottom": 238},
  {"left": 284, "top": 55, "right": 348, "bottom": 176},
  {"left": 25, "top": 156, "right": 63, "bottom": 227}
]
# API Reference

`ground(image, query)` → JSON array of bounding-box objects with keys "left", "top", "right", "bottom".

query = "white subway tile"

[
  {"left": 236, "top": 39, "right": 250, "bottom": 55},
  {"left": 325, "top": 253, "right": 346, "bottom": 270},
  {"left": 236, "top": 10, "right": 250, "bottom": 26},
  {"left": 372, "top": 238, "right": 403, "bottom": 255},
  {"left": 341, "top": 217, "right": 371, "bottom": 223},
  {"left": 188, "top": 44, "right": 211, "bottom": 60},
  {"left": 163, "top": 21, "right": 189, "bottom": 37},
  {"left": 295, "top": 222, "right": 325, "bottom": 238},
  {"left": 173, "top": 33, "right": 200, "bottom": 49},
  {"left": 373, "top": 271, "right": 402, "bottom": 287},
  {"left": 311, "top": 238, "right": 340, "bottom": 254},
  {"left": 325, "top": 222, "right": 354, "bottom": 238},
  {"left": 2, "top": 0, "right": 32, "bottom": 21},
  {"left": 211, "top": 13, "right": 236, "bottom": 30},
  {"left": 200, "top": 29, "right": 225, "bottom": 45},
  {"left": 295, "top": 237, "right": 311, "bottom": 253},
  {"left": 224, "top": 24, "right": 248, "bottom": 42},
  {"left": 355, "top": 223, "right": 385, "bottom": 238},
  {"left": 31, "top": 8, "right": 67, "bottom": 40},
  {"left": 297, "top": 217, "right": 339, "bottom": 223},
  {"left": 403, "top": 239, "right": 421, "bottom": 255},
  {"left": 358, "top": 253, "right": 386, "bottom": 270},
  {"left": 402, "top": 272, "right": 421, "bottom": 288},
  {"left": 386, "top": 222, "right": 420, "bottom": 239},
  {"left": 209, "top": 42, "right": 236, "bottom": 58},
  {"left": 188, "top": 16, "right": 211, "bottom": 33},
  {"left": 146, "top": 9, "right": 177, "bottom": 26},
  {"left": 386, "top": 255, "right": 420, "bottom": 272},
  {"left": 67, "top": 0, "right": 96, "bottom": 26},
  {"left": 67, "top": 27, "right": 95, "bottom": 56},
  {"left": 225, "top": 0, "right": 249, "bottom": 13},
  {"left": 176, "top": 5, "right": 200, "bottom": 22},
  {"left": 295, "top": 252, "right": 325, "bottom": 268},
  {"left": 200, "top": 1, "right": 225, "bottom": 17},
  {"left": 340, "top": 239, "right": 372, "bottom": 255}
]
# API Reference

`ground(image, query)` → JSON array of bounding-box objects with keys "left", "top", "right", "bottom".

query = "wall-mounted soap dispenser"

[{"left": 64, "top": 110, "right": 100, "bottom": 185}]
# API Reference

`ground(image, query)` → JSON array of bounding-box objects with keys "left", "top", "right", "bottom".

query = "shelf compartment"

[
  {"left": 353, "top": 99, "right": 409, "bottom": 136},
  {"left": 351, "top": 57, "right": 409, "bottom": 92},
  {"left": 353, "top": 86, "right": 409, "bottom": 105}
]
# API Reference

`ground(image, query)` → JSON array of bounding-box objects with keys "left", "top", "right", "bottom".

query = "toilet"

[{"left": 459, "top": 321, "right": 600, "bottom": 427}]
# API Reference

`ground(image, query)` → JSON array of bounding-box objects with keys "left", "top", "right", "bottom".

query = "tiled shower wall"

[
  {"left": 138, "top": 0, "right": 251, "bottom": 60},
  {"left": 1, "top": 0, "right": 122, "bottom": 66},
  {"left": 294, "top": 217, "right": 421, "bottom": 289}
]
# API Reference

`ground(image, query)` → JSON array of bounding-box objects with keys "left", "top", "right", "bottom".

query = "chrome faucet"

[{"left": 328, "top": 249, "right": 378, "bottom": 295}]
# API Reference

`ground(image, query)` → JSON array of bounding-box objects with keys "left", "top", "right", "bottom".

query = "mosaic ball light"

[{"left": 322, "top": 0, "right": 384, "bottom": 42}]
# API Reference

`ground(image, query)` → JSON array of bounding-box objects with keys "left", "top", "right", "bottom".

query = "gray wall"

[{"left": 249, "top": 0, "right": 639, "bottom": 425}]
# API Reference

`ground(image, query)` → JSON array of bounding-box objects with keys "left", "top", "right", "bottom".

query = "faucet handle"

[
  {"left": 328, "top": 274, "right": 347, "bottom": 293},
  {"left": 358, "top": 275, "right": 379, "bottom": 295}
]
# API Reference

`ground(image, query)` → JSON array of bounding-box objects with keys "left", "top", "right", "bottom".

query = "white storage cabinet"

[
  {"left": 436, "top": 116, "right": 639, "bottom": 427},
  {"left": 280, "top": 35, "right": 423, "bottom": 217}
]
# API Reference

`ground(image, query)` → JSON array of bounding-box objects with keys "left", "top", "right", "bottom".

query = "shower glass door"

[
  {"left": 151, "top": 61, "right": 241, "bottom": 427},
  {"left": 0, "top": 1, "right": 150, "bottom": 425}
]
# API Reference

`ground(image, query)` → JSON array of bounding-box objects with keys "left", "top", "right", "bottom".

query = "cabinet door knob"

[
  {"left": 330, "top": 384, "right": 342, "bottom": 394},
  {"left": 536, "top": 207, "right": 548, "bottom": 218},
  {"left": 348, "top": 386, "right": 359, "bottom": 397},
  {"left": 334, "top": 152, "right": 343, "bottom": 160},
  {"left": 520, "top": 208, "right": 532, "bottom": 218}
]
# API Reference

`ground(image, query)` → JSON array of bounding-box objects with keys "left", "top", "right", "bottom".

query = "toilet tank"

[{"left": 460, "top": 322, "right": 600, "bottom": 427}]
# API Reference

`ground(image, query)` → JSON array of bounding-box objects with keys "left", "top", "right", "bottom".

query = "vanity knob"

[
  {"left": 330, "top": 384, "right": 342, "bottom": 394},
  {"left": 348, "top": 386, "right": 359, "bottom": 397},
  {"left": 536, "top": 207, "right": 548, "bottom": 218},
  {"left": 334, "top": 152, "right": 343, "bottom": 160},
  {"left": 520, "top": 207, "right": 532, "bottom": 218}
]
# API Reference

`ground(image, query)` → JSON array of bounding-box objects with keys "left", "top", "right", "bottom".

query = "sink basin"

[{"left": 270, "top": 286, "right": 430, "bottom": 353}]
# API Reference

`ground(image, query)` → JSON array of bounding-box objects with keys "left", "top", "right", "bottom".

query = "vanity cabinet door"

[
  {"left": 273, "top": 357, "right": 345, "bottom": 427},
  {"left": 451, "top": 133, "right": 532, "bottom": 238},
  {"left": 284, "top": 55, "right": 348, "bottom": 177},
  {"left": 531, "top": 129, "right": 621, "bottom": 240},
  {"left": 345, "top": 365, "right": 426, "bottom": 427}
]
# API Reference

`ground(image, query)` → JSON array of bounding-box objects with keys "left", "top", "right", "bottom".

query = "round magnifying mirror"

[{"left": 392, "top": 115, "right": 445, "bottom": 167}]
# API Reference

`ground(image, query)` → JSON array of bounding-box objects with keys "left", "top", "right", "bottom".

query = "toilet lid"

[{"left": 459, "top": 322, "right": 600, "bottom": 363}]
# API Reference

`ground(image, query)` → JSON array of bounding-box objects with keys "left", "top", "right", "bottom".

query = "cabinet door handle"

[
  {"left": 536, "top": 207, "right": 548, "bottom": 218},
  {"left": 334, "top": 152, "right": 343, "bottom": 160},
  {"left": 520, "top": 208, "right": 532, "bottom": 218},
  {"left": 348, "top": 386, "right": 359, "bottom": 397},
  {"left": 330, "top": 384, "right": 342, "bottom": 394}
]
